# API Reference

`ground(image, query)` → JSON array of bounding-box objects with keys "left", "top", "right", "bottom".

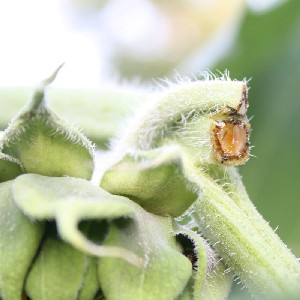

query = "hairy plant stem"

[{"left": 181, "top": 153, "right": 300, "bottom": 298}]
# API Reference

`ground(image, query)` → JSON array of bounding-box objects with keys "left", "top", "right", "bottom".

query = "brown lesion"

[
  {"left": 212, "top": 117, "right": 250, "bottom": 165},
  {"left": 211, "top": 85, "right": 250, "bottom": 165}
]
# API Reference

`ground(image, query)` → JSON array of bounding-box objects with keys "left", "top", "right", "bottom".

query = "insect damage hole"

[
  {"left": 212, "top": 120, "right": 249, "bottom": 165},
  {"left": 177, "top": 234, "right": 198, "bottom": 271}
]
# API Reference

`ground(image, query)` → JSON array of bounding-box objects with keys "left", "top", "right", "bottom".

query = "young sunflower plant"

[{"left": 0, "top": 68, "right": 299, "bottom": 300}]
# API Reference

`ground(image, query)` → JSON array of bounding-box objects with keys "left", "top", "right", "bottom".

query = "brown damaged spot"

[{"left": 212, "top": 119, "right": 250, "bottom": 165}]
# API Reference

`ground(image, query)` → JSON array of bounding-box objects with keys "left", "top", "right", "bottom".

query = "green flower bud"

[{"left": 1, "top": 72, "right": 299, "bottom": 300}]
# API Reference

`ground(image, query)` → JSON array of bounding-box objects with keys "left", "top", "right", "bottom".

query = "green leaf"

[
  {"left": 0, "top": 181, "right": 45, "bottom": 300},
  {"left": 0, "top": 67, "right": 94, "bottom": 179},
  {"left": 98, "top": 201, "right": 192, "bottom": 300},
  {"left": 0, "top": 153, "right": 23, "bottom": 183},
  {"left": 12, "top": 174, "right": 141, "bottom": 266},
  {"left": 101, "top": 146, "right": 197, "bottom": 217}
]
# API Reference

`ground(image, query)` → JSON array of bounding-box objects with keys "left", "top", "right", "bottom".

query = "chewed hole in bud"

[
  {"left": 183, "top": 249, "right": 198, "bottom": 271},
  {"left": 217, "top": 122, "right": 247, "bottom": 155},
  {"left": 177, "top": 234, "right": 198, "bottom": 271},
  {"left": 212, "top": 120, "right": 249, "bottom": 165}
]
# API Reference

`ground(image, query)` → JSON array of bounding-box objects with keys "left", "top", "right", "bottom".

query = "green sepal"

[
  {"left": 0, "top": 181, "right": 45, "bottom": 300},
  {"left": 101, "top": 147, "right": 197, "bottom": 217},
  {"left": 98, "top": 201, "right": 192, "bottom": 300},
  {"left": 77, "top": 257, "right": 100, "bottom": 300},
  {"left": 0, "top": 66, "right": 94, "bottom": 179},
  {"left": 175, "top": 225, "right": 233, "bottom": 300},
  {"left": 26, "top": 224, "right": 100, "bottom": 300},
  {"left": 25, "top": 228, "right": 87, "bottom": 300},
  {"left": 12, "top": 174, "right": 141, "bottom": 267},
  {"left": 0, "top": 153, "right": 23, "bottom": 182}
]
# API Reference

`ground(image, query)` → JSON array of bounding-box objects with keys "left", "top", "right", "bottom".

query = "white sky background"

[
  {"left": 0, "top": 0, "right": 103, "bottom": 87},
  {"left": 0, "top": 0, "right": 167, "bottom": 88},
  {"left": 0, "top": 0, "right": 284, "bottom": 88}
]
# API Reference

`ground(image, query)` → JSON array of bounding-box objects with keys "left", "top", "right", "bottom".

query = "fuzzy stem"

[{"left": 181, "top": 156, "right": 300, "bottom": 298}]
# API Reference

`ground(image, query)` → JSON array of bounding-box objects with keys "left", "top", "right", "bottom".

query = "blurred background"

[{"left": 0, "top": 0, "right": 299, "bottom": 297}]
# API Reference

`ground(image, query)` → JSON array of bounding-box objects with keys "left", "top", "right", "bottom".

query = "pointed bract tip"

[
  {"left": 40, "top": 62, "right": 65, "bottom": 88},
  {"left": 28, "top": 63, "right": 65, "bottom": 112}
]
